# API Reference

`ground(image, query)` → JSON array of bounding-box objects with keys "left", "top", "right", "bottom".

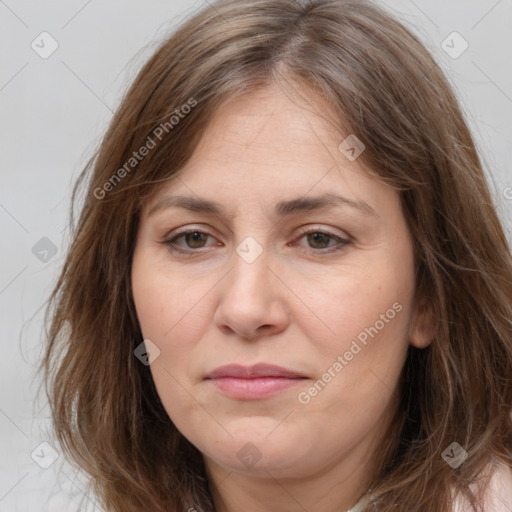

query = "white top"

[
  {"left": 347, "top": 494, "right": 371, "bottom": 512},
  {"left": 454, "top": 462, "right": 512, "bottom": 512},
  {"left": 347, "top": 462, "right": 512, "bottom": 512}
]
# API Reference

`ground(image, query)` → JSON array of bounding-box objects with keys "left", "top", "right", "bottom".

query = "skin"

[{"left": 131, "top": 82, "right": 433, "bottom": 512}]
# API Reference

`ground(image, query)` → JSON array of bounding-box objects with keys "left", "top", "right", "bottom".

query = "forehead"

[
  {"left": 194, "top": 83, "right": 340, "bottom": 164},
  {"left": 144, "top": 83, "right": 396, "bottom": 219}
]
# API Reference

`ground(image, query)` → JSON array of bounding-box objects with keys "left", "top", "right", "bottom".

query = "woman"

[{"left": 41, "top": 0, "right": 512, "bottom": 510}]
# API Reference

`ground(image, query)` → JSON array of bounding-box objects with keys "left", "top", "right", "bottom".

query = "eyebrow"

[{"left": 147, "top": 192, "right": 378, "bottom": 218}]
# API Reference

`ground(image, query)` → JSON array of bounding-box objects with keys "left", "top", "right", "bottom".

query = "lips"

[
  {"left": 207, "top": 363, "right": 306, "bottom": 379},
  {"left": 205, "top": 363, "right": 308, "bottom": 400}
]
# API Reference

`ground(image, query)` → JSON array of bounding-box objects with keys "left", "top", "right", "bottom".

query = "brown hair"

[{"left": 41, "top": 0, "right": 512, "bottom": 510}]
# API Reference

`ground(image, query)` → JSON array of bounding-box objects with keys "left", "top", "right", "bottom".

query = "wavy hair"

[{"left": 41, "top": 0, "right": 512, "bottom": 510}]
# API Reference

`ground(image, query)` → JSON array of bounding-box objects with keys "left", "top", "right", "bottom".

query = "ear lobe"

[{"left": 409, "top": 295, "right": 435, "bottom": 349}]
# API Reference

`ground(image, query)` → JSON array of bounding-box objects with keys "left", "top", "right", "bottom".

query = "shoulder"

[{"left": 453, "top": 461, "right": 512, "bottom": 512}]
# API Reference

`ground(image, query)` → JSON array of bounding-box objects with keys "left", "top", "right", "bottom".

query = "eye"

[
  {"left": 161, "top": 227, "right": 352, "bottom": 256},
  {"left": 292, "top": 229, "right": 352, "bottom": 253},
  {"left": 162, "top": 229, "right": 220, "bottom": 253}
]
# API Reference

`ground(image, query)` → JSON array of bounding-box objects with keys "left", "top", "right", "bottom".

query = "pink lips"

[{"left": 206, "top": 363, "right": 307, "bottom": 400}]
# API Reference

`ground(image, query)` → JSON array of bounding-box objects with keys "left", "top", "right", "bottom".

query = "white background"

[{"left": 1, "top": 0, "right": 511, "bottom": 510}]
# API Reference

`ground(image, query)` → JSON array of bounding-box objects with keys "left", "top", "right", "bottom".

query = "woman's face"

[{"left": 131, "top": 84, "right": 430, "bottom": 485}]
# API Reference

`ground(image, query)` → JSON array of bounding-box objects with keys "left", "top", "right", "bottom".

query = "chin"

[{"left": 199, "top": 426, "right": 319, "bottom": 478}]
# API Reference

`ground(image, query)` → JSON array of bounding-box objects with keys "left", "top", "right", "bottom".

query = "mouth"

[{"left": 205, "top": 363, "right": 308, "bottom": 400}]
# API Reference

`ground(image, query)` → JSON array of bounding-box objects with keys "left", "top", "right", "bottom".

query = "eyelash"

[{"left": 160, "top": 227, "right": 352, "bottom": 256}]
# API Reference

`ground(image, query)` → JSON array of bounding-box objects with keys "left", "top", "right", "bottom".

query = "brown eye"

[
  {"left": 306, "top": 232, "right": 335, "bottom": 249},
  {"left": 183, "top": 231, "right": 209, "bottom": 249},
  {"left": 293, "top": 229, "right": 352, "bottom": 254},
  {"left": 162, "top": 229, "right": 219, "bottom": 254}
]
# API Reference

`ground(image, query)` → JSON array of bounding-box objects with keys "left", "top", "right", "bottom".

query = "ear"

[{"left": 409, "top": 294, "right": 435, "bottom": 349}]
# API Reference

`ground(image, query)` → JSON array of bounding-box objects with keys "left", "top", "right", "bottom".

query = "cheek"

[
  {"left": 131, "top": 253, "right": 215, "bottom": 351},
  {"left": 131, "top": 254, "right": 213, "bottom": 430},
  {"left": 299, "top": 249, "right": 415, "bottom": 362},
  {"left": 293, "top": 279, "right": 412, "bottom": 460}
]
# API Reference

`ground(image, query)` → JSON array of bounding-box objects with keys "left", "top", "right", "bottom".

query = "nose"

[{"left": 213, "top": 249, "right": 290, "bottom": 341}]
